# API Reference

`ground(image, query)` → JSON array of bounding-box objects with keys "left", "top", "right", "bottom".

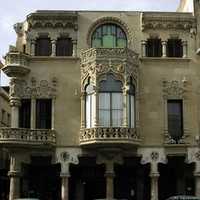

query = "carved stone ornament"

[
  {"left": 162, "top": 80, "right": 186, "bottom": 99},
  {"left": 138, "top": 148, "right": 167, "bottom": 165},
  {"left": 80, "top": 48, "right": 139, "bottom": 90},
  {"left": 9, "top": 77, "right": 58, "bottom": 99},
  {"left": 186, "top": 148, "right": 200, "bottom": 173},
  {"left": 142, "top": 12, "right": 195, "bottom": 32}
]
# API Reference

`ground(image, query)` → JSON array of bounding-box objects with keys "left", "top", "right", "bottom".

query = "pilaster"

[
  {"left": 72, "top": 40, "right": 77, "bottom": 57},
  {"left": 51, "top": 39, "right": 56, "bottom": 57},
  {"left": 162, "top": 41, "right": 167, "bottom": 57},
  {"left": 141, "top": 40, "right": 147, "bottom": 57}
]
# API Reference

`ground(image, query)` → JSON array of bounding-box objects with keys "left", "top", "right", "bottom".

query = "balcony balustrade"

[
  {"left": 80, "top": 127, "right": 141, "bottom": 148},
  {"left": 0, "top": 127, "right": 56, "bottom": 147}
]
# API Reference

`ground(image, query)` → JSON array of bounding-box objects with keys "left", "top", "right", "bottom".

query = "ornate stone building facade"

[{"left": 2, "top": 1, "right": 200, "bottom": 200}]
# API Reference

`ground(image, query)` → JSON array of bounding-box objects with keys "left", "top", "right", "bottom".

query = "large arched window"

[
  {"left": 91, "top": 24, "right": 127, "bottom": 48},
  {"left": 99, "top": 74, "right": 123, "bottom": 127},
  {"left": 127, "top": 78, "right": 135, "bottom": 128},
  {"left": 85, "top": 80, "right": 95, "bottom": 128}
]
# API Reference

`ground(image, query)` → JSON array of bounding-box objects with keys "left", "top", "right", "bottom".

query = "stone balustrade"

[
  {"left": 3, "top": 51, "right": 30, "bottom": 77},
  {"left": 80, "top": 127, "right": 141, "bottom": 147},
  {"left": 0, "top": 127, "right": 56, "bottom": 146}
]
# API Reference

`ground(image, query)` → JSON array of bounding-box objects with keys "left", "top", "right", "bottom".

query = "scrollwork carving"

[{"left": 162, "top": 80, "right": 187, "bottom": 99}]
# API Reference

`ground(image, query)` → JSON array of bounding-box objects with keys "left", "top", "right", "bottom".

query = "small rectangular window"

[
  {"left": 19, "top": 99, "right": 31, "bottom": 128},
  {"left": 167, "top": 39, "right": 183, "bottom": 57},
  {"left": 35, "top": 37, "right": 52, "bottom": 56},
  {"left": 146, "top": 38, "right": 162, "bottom": 57},
  {"left": 167, "top": 100, "right": 183, "bottom": 142},
  {"left": 36, "top": 99, "right": 52, "bottom": 129},
  {"left": 56, "top": 38, "right": 73, "bottom": 56}
]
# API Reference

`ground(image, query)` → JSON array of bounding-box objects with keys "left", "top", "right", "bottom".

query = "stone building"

[
  {"left": 2, "top": 0, "right": 200, "bottom": 200},
  {"left": 0, "top": 61, "right": 11, "bottom": 199}
]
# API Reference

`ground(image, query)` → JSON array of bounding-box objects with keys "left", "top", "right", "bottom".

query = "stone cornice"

[
  {"left": 142, "top": 12, "right": 196, "bottom": 31},
  {"left": 27, "top": 10, "right": 78, "bottom": 31}
]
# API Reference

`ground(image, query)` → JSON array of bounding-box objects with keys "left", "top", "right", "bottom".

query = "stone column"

[
  {"left": 194, "top": 172, "right": 200, "bottom": 196},
  {"left": 30, "top": 39, "right": 36, "bottom": 56},
  {"left": 31, "top": 98, "right": 36, "bottom": 129},
  {"left": 141, "top": 40, "right": 147, "bottom": 57},
  {"left": 94, "top": 90, "right": 99, "bottom": 127},
  {"left": 150, "top": 171, "right": 159, "bottom": 200},
  {"left": 182, "top": 41, "right": 187, "bottom": 58},
  {"left": 10, "top": 98, "right": 21, "bottom": 128},
  {"left": 51, "top": 39, "right": 56, "bottom": 57},
  {"left": 162, "top": 41, "right": 167, "bottom": 57},
  {"left": 105, "top": 162, "right": 115, "bottom": 199},
  {"left": 8, "top": 155, "right": 21, "bottom": 200},
  {"left": 51, "top": 98, "right": 56, "bottom": 130},
  {"left": 72, "top": 40, "right": 77, "bottom": 57},
  {"left": 80, "top": 92, "right": 86, "bottom": 128},
  {"left": 61, "top": 173, "right": 70, "bottom": 200},
  {"left": 123, "top": 86, "right": 128, "bottom": 127}
]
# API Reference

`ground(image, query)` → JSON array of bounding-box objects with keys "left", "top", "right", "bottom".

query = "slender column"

[
  {"left": 8, "top": 155, "right": 21, "bottom": 200},
  {"left": 141, "top": 40, "right": 147, "bottom": 57},
  {"left": 94, "top": 89, "right": 99, "bottom": 127},
  {"left": 51, "top": 39, "right": 56, "bottom": 56},
  {"left": 31, "top": 98, "right": 36, "bottom": 129},
  {"left": 182, "top": 41, "right": 187, "bottom": 58},
  {"left": 194, "top": 172, "right": 200, "bottom": 196},
  {"left": 30, "top": 39, "right": 36, "bottom": 56},
  {"left": 123, "top": 86, "right": 128, "bottom": 127},
  {"left": 10, "top": 98, "right": 21, "bottom": 128},
  {"left": 150, "top": 162, "right": 159, "bottom": 200},
  {"left": 80, "top": 92, "right": 86, "bottom": 128},
  {"left": 72, "top": 40, "right": 77, "bottom": 57},
  {"left": 105, "top": 162, "right": 114, "bottom": 199},
  {"left": 150, "top": 172, "right": 159, "bottom": 200},
  {"left": 51, "top": 98, "right": 56, "bottom": 130},
  {"left": 162, "top": 41, "right": 167, "bottom": 57},
  {"left": 61, "top": 173, "right": 70, "bottom": 200}
]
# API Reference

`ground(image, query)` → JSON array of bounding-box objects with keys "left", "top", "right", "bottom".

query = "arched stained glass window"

[{"left": 91, "top": 24, "right": 127, "bottom": 48}]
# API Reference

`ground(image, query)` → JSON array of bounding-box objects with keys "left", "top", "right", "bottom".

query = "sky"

[{"left": 0, "top": 0, "right": 192, "bottom": 85}]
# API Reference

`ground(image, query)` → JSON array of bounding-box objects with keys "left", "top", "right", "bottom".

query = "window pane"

[
  {"left": 130, "top": 95, "right": 135, "bottom": 128},
  {"left": 146, "top": 38, "right": 162, "bottom": 57},
  {"left": 86, "top": 95, "right": 91, "bottom": 128},
  {"left": 112, "top": 110, "right": 123, "bottom": 127},
  {"left": 99, "top": 93, "right": 110, "bottom": 109},
  {"left": 36, "top": 99, "right": 52, "bottom": 129},
  {"left": 99, "top": 110, "right": 110, "bottom": 127},
  {"left": 167, "top": 39, "right": 183, "bottom": 57},
  {"left": 167, "top": 100, "right": 183, "bottom": 141},
  {"left": 19, "top": 99, "right": 31, "bottom": 128},
  {"left": 112, "top": 93, "right": 122, "bottom": 109},
  {"left": 35, "top": 38, "right": 51, "bottom": 56},
  {"left": 56, "top": 38, "right": 73, "bottom": 56}
]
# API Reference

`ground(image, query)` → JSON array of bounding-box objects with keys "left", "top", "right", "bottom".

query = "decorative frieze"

[
  {"left": 9, "top": 77, "right": 58, "bottom": 99},
  {"left": 27, "top": 11, "right": 78, "bottom": 31},
  {"left": 142, "top": 12, "right": 196, "bottom": 32},
  {"left": 162, "top": 80, "right": 187, "bottom": 99},
  {"left": 81, "top": 48, "right": 139, "bottom": 90}
]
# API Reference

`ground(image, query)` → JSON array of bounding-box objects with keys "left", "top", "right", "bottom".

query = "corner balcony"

[
  {"left": 0, "top": 127, "right": 56, "bottom": 148},
  {"left": 2, "top": 51, "right": 30, "bottom": 77},
  {"left": 80, "top": 127, "right": 141, "bottom": 149}
]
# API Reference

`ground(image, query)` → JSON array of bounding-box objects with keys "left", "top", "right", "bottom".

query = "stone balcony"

[
  {"left": 0, "top": 127, "right": 56, "bottom": 147},
  {"left": 3, "top": 51, "right": 30, "bottom": 77},
  {"left": 80, "top": 127, "right": 141, "bottom": 148}
]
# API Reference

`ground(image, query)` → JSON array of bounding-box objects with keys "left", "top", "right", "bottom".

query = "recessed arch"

[{"left": 87, "top": 17, "right": 131, "bottom": 48}]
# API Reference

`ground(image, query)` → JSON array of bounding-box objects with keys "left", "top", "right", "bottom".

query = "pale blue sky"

[{"left": 0, "top": 0, "right": 192, "bottom": 85}]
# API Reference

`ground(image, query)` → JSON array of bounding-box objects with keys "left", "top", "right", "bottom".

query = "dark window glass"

[
  {"left": 167, "top": 100, "right": 183, "bottom": 142},
  {"left": 36, "top": 99, "right": 52, "bottom": 129},
  {"left": 167, "top": 39, "right": 183, "bottom": 57},
  {"left": 19, "top": 99, "right": 31, "bottom": 128},
  {"left": 56, "top": 38, "right": 73, "bottom": 56},
  {"left": 35, "top": 37, "right": 51, "bottom": 56},
  {"left": 146, "top": 38, "right": 162, "bottom": 57},
  {"left": 128, "top": 78, "right": 135, "bottom": 128}
]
